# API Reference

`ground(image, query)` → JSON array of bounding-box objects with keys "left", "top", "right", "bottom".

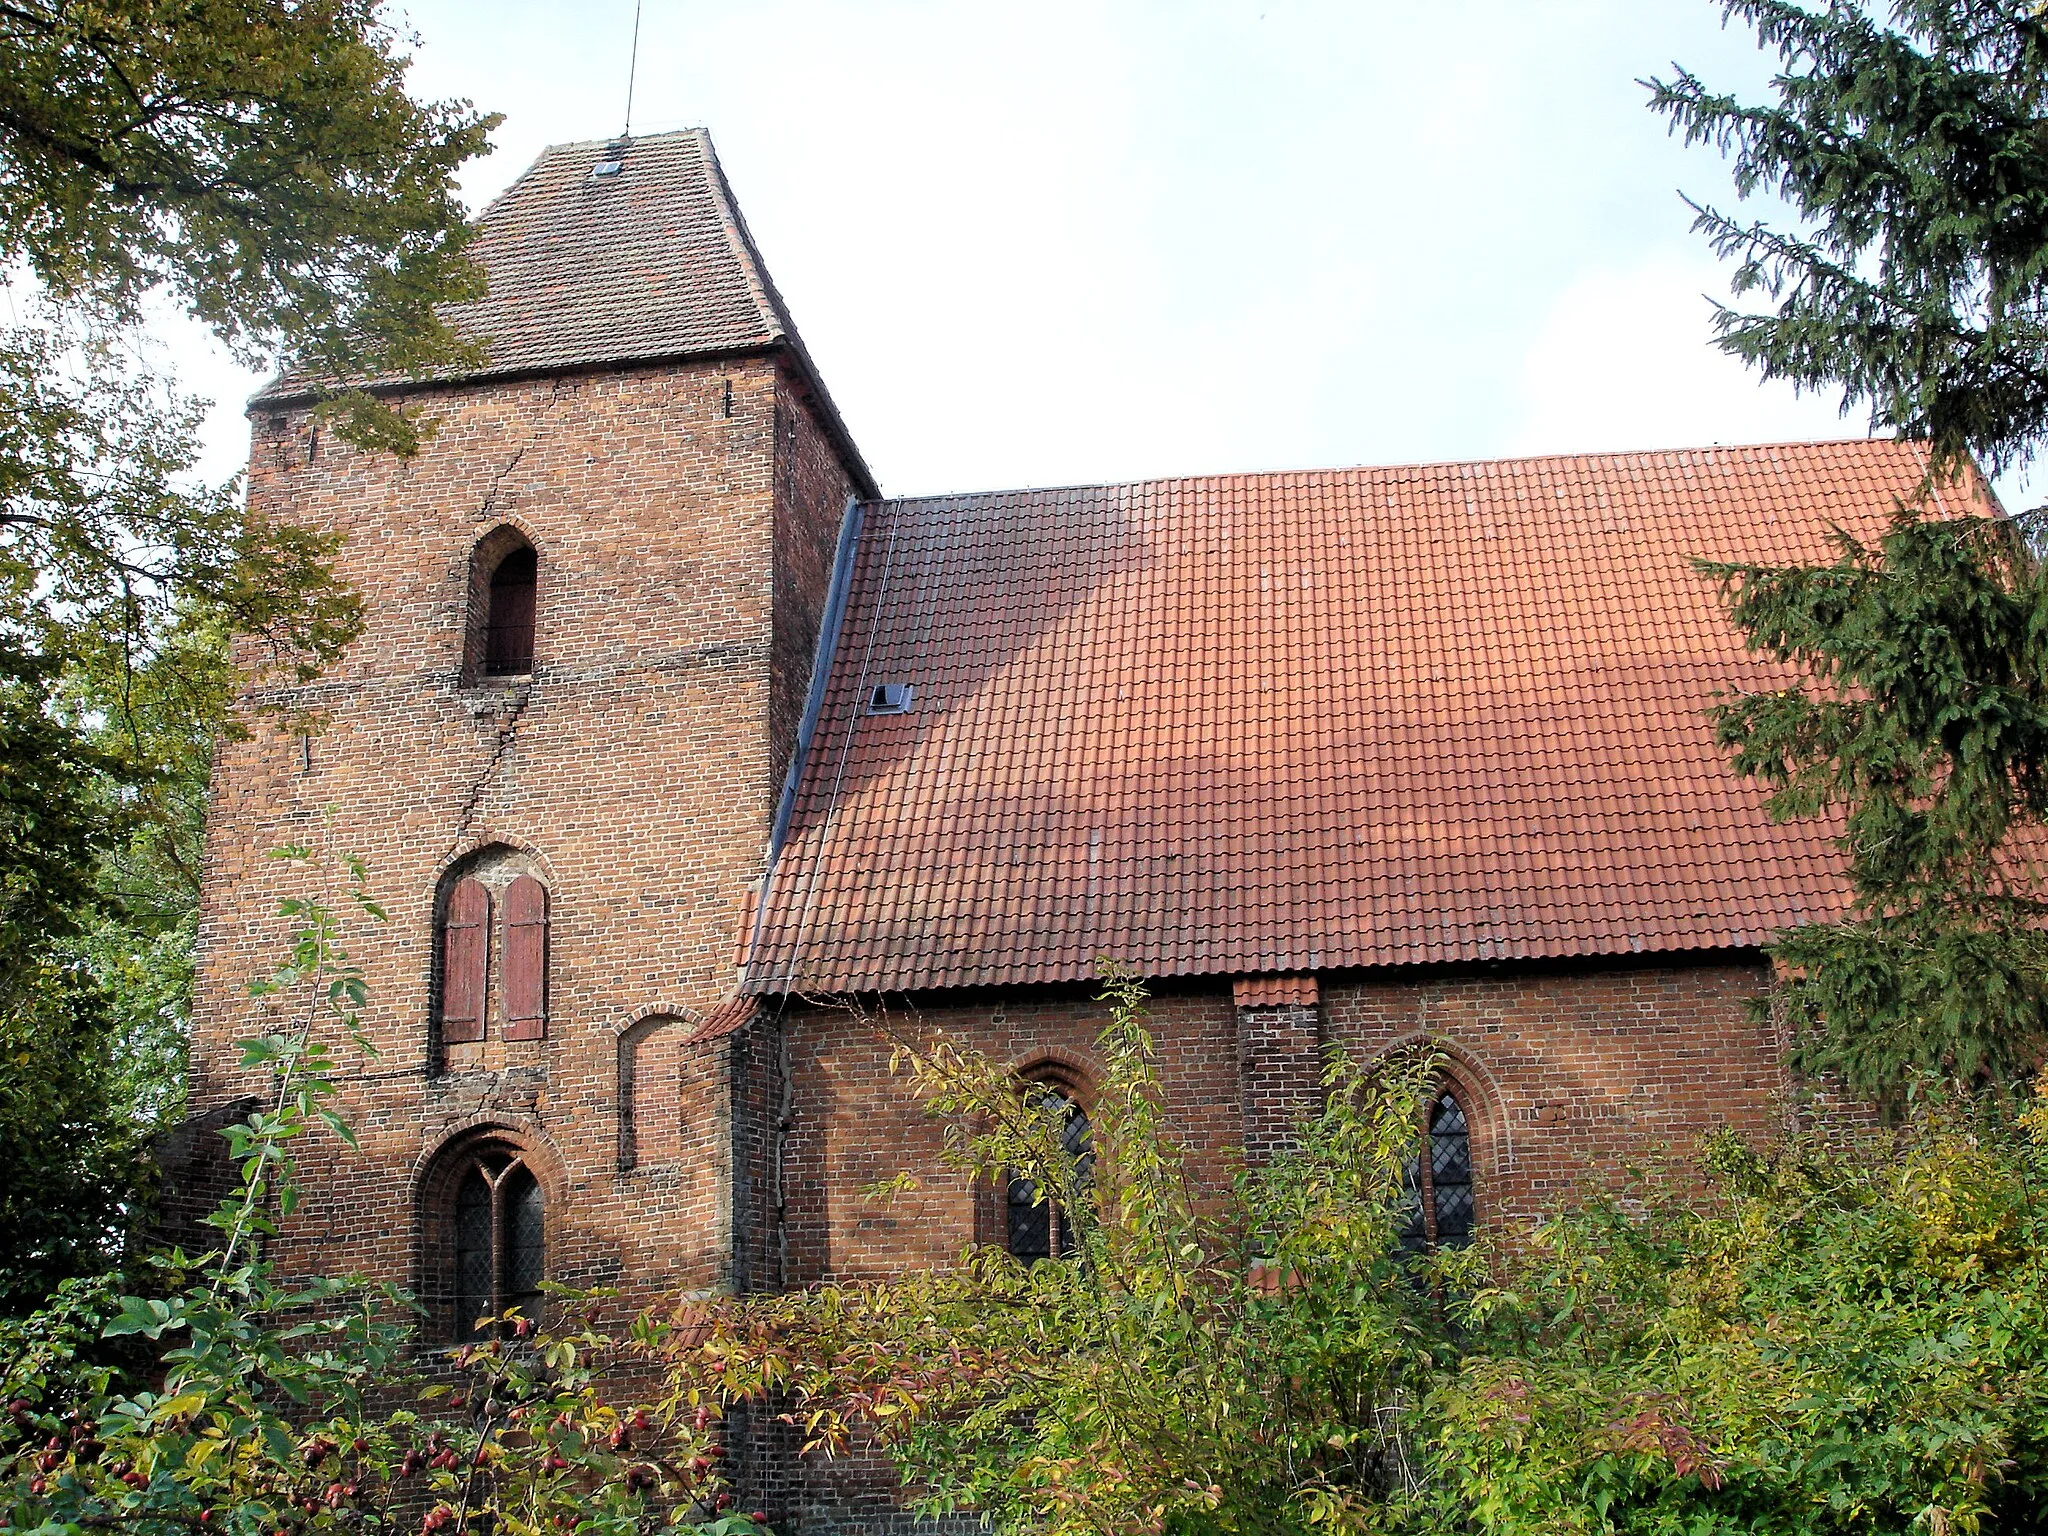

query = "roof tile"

[{"left": 745, "top": 440, "right": 1990, "bottom": 993}]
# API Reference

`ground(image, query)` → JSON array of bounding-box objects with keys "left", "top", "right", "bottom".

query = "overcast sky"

[{"left": 163, "top": 0, "right": 2036, "bottom": 508}]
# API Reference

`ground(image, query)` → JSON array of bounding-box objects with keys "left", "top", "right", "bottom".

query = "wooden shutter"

[
  {"left": 442, "top": 878, "right": 491, "bottom": 1044},
  {"left": 503, "top": 875, "right": 549, "bottom": 1040}
]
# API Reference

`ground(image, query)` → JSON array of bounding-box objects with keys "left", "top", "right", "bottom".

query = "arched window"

[
  {"left": 435, "top": 851, "right": 551, "bottom": 1050},
  {"left": 1400, "top": 1088, "right": 1475, "bottom": 1254},
  {"left": 1006, "top": 1085, "right": 1093, "bottom": 1263},
  {"left": 484, "top": 545, "right": 537, "bottom": 676},
  {"left": 443, "top": 1140, "right": 545, "bottom": 1340}
]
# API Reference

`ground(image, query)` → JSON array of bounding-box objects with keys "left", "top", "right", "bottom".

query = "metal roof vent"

[{"left": 866, "top": 683, "right": 914, "bottom": 715}]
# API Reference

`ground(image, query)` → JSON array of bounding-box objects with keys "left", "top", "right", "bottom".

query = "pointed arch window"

[
  {"left": 1006, "top": 1086, "right": 1093, "bottom": 1263},
  {"left": 484, "top": 545, "right": 537, "bottom": 676},
  {"left": 448, "top": 1143, "right": 545, "bottom": 1340},
  {"left": 1400, "top": 1088, "right": 1474, "bottom": 1254}
]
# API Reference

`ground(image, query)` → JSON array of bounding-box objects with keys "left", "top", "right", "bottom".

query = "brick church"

[{"left": 186, "top": 130, "right": 1986, "bottom": 1527}]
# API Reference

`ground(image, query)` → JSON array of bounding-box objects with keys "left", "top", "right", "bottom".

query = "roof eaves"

[{"left": 246, "top": 341, "right": 788, "bottom": 413}]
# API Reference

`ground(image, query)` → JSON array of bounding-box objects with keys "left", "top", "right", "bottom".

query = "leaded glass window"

[
  {"left": 1399, "top": 1089, "right": 1475, "bottom": 1255},
  {"left": 445, "top": 1145, "right": 545, "bottom": 1339},
  {"left": 1006, "top": 1090, "right": 1092, "bottom": 1263}
]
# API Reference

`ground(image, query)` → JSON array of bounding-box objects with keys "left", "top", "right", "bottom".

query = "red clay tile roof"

[
  {"left": 687, "top": 997, "right": 757, "bottom": 1045},
  {"left": 743, "top": 439, "right": 1991, "bottom": 995},
  {"left": 253, "top": 130, "right": 876, "bottom": 492}
]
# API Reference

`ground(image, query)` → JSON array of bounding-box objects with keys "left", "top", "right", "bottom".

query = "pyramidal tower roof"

[{"left": 257, "top": 128, "right": 873, "bottom": 490}]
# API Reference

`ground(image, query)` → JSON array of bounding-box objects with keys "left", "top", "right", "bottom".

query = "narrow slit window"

[{"left": 485, "top": 546, "right": 538, "bottom": 676}]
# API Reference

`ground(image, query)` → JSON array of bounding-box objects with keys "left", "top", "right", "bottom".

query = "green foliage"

[
  {"left": 1435, "top": 1106, "right": 2048, "bottom": 1536},
  {"left": 1649, "top": 1, "right": 2048, "bottom": 478},
  {"left": 1659, "top": 3, "right": 2048, "bottom": 1097},
  {"left": 1699, "top": 510, "right": 2048, "bottom": 1095},
  {"left": 0, "top": 0, "right": 501, "bottom": 1305},
  {"left": 666, "top": 973, "right": 2048, "bottom": 1535},
  {"left": 0, "top": 642, "right": 143, "bottom": 1310},
  {"left": 0, "top": 0, "right": 497, "bottom": 445},
  {"left": 0, "top": 974, "right": 146, "bottom": 1315},
  {"left": 0, "top": 852, "right": 774, "bottom": 1536},
  {"left": 674, "top": 970, "right": 1467, "bottom": 1536}
]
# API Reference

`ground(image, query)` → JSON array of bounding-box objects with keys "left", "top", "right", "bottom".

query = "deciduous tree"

[{"left": 0, "top": 0, "right": 500, "bottom": 1303}]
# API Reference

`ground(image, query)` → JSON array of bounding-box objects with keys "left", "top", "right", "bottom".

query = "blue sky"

[{"left": 165, "top": 0, "right": 2036, "bottom": 507}]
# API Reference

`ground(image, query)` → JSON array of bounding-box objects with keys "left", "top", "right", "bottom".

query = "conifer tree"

[{"left": 1655, "top": 1, "right": 2048, "bottom": 1096}]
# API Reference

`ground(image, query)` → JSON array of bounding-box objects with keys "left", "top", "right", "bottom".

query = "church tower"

[{"left": 187, "top": 130, "right": 871, "bottom": 1332}]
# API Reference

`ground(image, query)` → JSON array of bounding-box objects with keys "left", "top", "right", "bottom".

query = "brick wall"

[
  {"left": 770, "top": 367, "right": 861, "bottom": 787},
  {"left": 1234, "top": 975, "right": 1324, "bottom": 1169},
  {"left": 1322, "top": 955, "right": 1789, "bottom": 1226},
  {"left": 750, "top": 959, "right": 1786, "bottom": 1527},
  {"left": 770, "top": 958, "right": 1784, "bottom": 1281},
  {"left": 771, "top": 987, "right": 1242, "bottom": 1282},
  {"left": 188, "top": 353, "right": 857, "bottom": 1322}
]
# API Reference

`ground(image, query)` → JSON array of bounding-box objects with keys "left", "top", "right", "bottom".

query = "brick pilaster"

[{"left": 1234, "top": 974, "right": 1324, "bottom": 1167}]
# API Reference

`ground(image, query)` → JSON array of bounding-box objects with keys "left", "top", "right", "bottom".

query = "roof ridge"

[
  {"left": 460, "top": 128, "right": 714, "bottom": 235},
  {"left": 866, "top": 436, "right": 1929, "bottom": 508}
]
